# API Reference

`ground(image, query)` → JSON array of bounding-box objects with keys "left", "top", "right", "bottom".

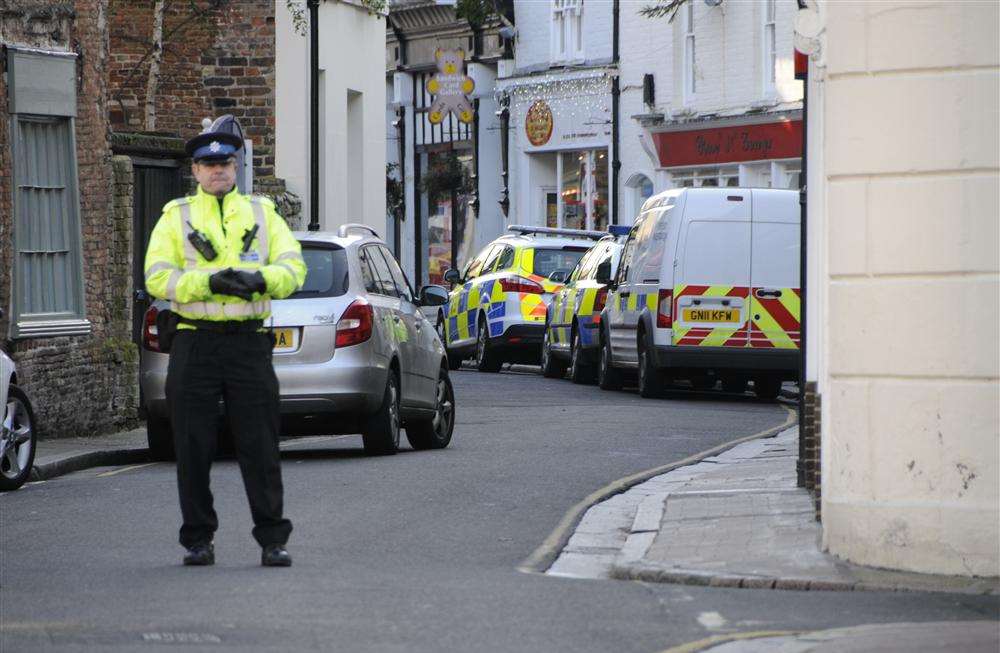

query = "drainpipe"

[
  {"left": 611, "top": 0, "right": 621, "bottom": 225},
  {"left": 308, "top": 0, "right": 320, "bottom": 231}
]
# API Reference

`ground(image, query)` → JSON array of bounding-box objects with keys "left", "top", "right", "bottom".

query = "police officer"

[{"left": 144, "top": 125, "right": 306, "bottom": 567}]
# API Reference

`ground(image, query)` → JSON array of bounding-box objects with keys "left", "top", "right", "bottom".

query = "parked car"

[
  {"left": 0, "top": 309, "right": 36, "bottom": 492},
  {"left": 598, "top": 188, "right": 800, "bottom": 399},
  {"left": 541, "top": 228, "right": 628, "bottom": 383},
  {"left": 139, "top": 224, "right": 455, "bottom": 458},
  {"left": 438, "top": 225, "right": 605, "bottom": 372}
]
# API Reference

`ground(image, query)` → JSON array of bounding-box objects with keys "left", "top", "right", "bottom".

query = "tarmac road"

[{"left": 2, "top": 368, "right": 996, "bottom": 652}]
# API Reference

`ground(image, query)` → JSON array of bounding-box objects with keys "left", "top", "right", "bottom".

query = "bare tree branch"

[
  {"left": 144, "top": 0, "right": 166, "bottom": 131},
  {"left": 639, "top": 0, "right": 688, "bottom": 22}
]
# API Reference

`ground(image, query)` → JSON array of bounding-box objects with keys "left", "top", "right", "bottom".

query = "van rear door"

[
  {"left": 749, "top": 190, "right": 801, "bottom": 350},
  {"left": 673, "top": 190, "right": 751, "bottom": 348}
]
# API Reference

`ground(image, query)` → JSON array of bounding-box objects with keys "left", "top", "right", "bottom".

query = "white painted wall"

[
  {"left": 275, "top": 0, "right": 386, "bottom": 233},
  {"left": 618, "top": 0, "right": 802, "bottom": 224},
  {"left": 808, "top": 0, "right": 999, "bottom": 576},
  {"left": 513, "top": 0, "right": 613, "bottom": 72}
]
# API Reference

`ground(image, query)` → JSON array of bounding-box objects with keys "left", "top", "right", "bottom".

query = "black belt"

[{"left": 179, "top": 318, "right": 264, "bottom": 334}]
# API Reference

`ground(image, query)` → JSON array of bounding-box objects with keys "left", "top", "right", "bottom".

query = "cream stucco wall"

[
  {"left": 811, "top": 0, "right": 999, "bottom": 576},
  {"left": 276, "top": 0, "right": 386, "bottom": 233}
]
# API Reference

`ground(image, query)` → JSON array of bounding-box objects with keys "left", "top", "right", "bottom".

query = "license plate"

[
  {"left": 683, "top": 308, "right": 739, "bottom": 323},
  {"left": 272, "top": 328, "right": 296, "bottom": 350}
]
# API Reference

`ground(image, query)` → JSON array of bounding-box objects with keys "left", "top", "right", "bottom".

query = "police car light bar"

[{"left": 507, "top": 225, "right": 607, "bottom": 241}]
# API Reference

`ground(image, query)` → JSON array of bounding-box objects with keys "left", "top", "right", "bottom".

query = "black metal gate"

[{"left": 131, "top": 162, "right": 182, "bottom": 346}]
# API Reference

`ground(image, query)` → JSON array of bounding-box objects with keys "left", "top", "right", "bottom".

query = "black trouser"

[{"left": 166, "top": 329, "right": 292, "bottom": 548}]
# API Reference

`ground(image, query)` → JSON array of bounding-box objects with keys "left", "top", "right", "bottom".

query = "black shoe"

[
  {"left": 261, "top": 544, "right": 292, "bottom": 567},
  {"left": 183, "top": 542, "right": 215, "bottom": 566}
]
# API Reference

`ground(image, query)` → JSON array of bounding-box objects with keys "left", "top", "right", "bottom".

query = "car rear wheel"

[
  {"left": 568, "top": 328, "right": 595, "bottom": 385},
  {"left": 540, "top": 327, "right": 567, "bottom": 378},
  {"left": 146, "top": 414, "right": 176, "bottom": 462},
  {"left": 437, "top": 316, "right": 463, "bottom": 371},
  {"left": 363, "top": 371, "right": 401, "bottom": 455},
  {"left": 0, "top": 386, "right": 36, "bottom": 492},
  {"left": 597, "top": 332, "right": 623, "bottom": 391},
  {"left": 475, "top": 318, "right": 502, "bottom": 373},
  {"left": 405, "top": 371, "right": 455, "bottom": 450}
]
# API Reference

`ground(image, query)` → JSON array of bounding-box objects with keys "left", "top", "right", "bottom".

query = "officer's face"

[{"left": 192, "top": 159, "right": 237, "bottom": 196}]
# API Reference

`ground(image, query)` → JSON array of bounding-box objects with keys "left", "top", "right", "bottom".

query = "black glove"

[
  {"left": 209, "top": 268, "right": 255, "bottom": 301},
  {"left": 231, "top": 270, "right": 267, "bottom": 295}
]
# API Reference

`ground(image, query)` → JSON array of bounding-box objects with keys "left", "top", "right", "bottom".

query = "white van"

[{"left": 597, "top": 187, "right": 800, "bottom": 399}]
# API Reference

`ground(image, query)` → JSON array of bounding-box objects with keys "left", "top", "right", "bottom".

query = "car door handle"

[{"left": 755, "top": 288, "right": 783, "bottom": 298}]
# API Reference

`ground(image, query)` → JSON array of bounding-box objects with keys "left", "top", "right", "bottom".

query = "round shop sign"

[{"left": 525, "top": 100, "right": 554, "bottom": 147}]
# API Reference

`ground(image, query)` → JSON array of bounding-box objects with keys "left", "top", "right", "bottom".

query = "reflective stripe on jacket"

[{"left": 143, "top": 185, "right": 306, "bottom": 323}]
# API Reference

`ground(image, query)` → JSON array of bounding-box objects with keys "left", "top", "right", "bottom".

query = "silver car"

[{"left": 139, "top": 224, "right": 454, "bottom": 458}]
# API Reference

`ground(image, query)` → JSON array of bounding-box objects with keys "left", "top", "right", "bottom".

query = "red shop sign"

[{"left": 652, "top": 120, "right": 802, "bottom": 168}]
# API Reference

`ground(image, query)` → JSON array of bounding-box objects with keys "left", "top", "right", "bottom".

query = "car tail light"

[
  {"left": 657, "top": 289, "right": 673, "bottom": 328},
  {"left": 499, "top": 276, "right": 544, "bottom": 294},
  {"left": 594, "top": 287, "right": 608, "bottom": 312},
  {"left": 336, "top": 299, "right": 374, "bottom": 348},
  {"left": 143, "top": 306, "right": 160, "bottom": 352}
]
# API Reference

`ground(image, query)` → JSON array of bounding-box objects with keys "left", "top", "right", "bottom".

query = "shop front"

[
  {"left": 649, "top": 113, "right": 802, "bottom": 190},
  {"left": 505, "top": 72, "right": 614, "bottom": 230}
]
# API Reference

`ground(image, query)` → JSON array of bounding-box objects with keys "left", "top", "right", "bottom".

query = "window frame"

[
  {"left": 375, "top": 245, "right": 414, "bottom": 303},
  {"left": 8, "top": 48, "right": 90, "bottom": 339},
  {"left": 551, "top": 0, "right": 584, "bottom": 64},
  {"left": 761, "top": 0, "right": 777, "bottom": 97},
  {"left": 683, "top": 2, "right": 696, "bottom": 103}
]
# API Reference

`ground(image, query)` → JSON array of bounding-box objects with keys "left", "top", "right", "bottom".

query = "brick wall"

[
  {"left": 108, "top": 0, "right": 276, "bottom": 176},
  {"left": 1, "top": 0, "right": 139, "bottom": 437}
]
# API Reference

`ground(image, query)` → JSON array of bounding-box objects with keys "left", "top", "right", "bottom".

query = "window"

[
  {"left": 683, "top": 3, "right": 696, "bottom": 101},
  {"left": 289, "top": 245, "right": 349, "bottom": 298},
  {"left": 557, "top": 149, "right": 608, "bottom": 231},
  {"left": 8, "top": 49, "right": 89, "bottom": 338},
  {"left": 374, "top": 246, "right": 413, "bottom": 302},
  {"left": 463, "top": 244, "right": 497, "bottom": 280},
  {"left": 481, "top": 245, "right": 507, "bottom": 275},
  {"left": 552, "top": 0, "right": 583, "bottom": 63},
  {"left": 495, "top": 246, "right": 516, "bottom": 272},
  {"left": 670, "top": 167, "right": 739, "bottom": 188},
  {"left": 530, "top": 248, "right": 588, "bottom": 280},
  {"left": 364, "top": 245, "right": 401, "bottom": 297},
  {"left": 358, "top": 247, "right": 381, "bottom": 294},
  {"left": 762, "top": 0, "right": 777, "bottom": 96}
]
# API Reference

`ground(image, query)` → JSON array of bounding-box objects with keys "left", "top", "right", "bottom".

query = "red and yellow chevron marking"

[
  {"left": 749, "top": 287, "right": 800, "bottom": 349},
  {"left": 672, "top": 285, "right": 750, "bottom": 347}
]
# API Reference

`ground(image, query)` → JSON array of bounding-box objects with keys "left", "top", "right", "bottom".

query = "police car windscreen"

[
  {"left": 531, "top": 247, "right": 588, "bottom": 279},
  {"left": 290, "top": 244, "right": 349, "bottom": 298}
]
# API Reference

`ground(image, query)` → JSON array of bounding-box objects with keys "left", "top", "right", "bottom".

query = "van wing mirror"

[{"left": 443, "top": 268, "right": 461, "bottom": 285}]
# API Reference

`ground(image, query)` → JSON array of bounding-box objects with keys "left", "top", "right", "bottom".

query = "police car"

[
  {"left": 439, "top": 225, "right": 606, "bottom": 372},
  {"left": 540, "top": 226, "right": 628, "bottom": 383}
]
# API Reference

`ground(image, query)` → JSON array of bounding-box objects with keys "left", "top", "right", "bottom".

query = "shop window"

[
  {"left": 425, "top": 150, "right": 475, "bottom": 286},
  {"left": 552, "top": 0, "right": 584, "bottom": 64},
  {"left": 8, "top": 48, "right": 89, "bottom": 338},
  {"left": 556, "top": 149, "right": 608, "bottom": 231},
  {"left": 683, "top": 3, "right": 696, "bottom": 102},
  {"left": 670, "top": 167, "right": 738, "bottom": 188},
  {"left": 761, "top": 0, "right": 777, "bottom": 96}
]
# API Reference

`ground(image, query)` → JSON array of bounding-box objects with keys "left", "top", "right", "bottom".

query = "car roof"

[
  {"left": 491, "top": 232, "right": 603, "bottom": 250},
  {"left": 291, "top": 229, "right": 384, "bottom": 249}
]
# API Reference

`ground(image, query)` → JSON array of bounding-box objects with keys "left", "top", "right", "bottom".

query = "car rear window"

[
  {"left": 288, "top": 243, "right": 349, "bottom": 298},
  {"left": 530, "top": 247, "right": 588, "bottom": 279}
]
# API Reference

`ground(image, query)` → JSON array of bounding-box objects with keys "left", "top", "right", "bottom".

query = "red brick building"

[{"left": 0, "top": 0, "right": 291, "bottom": 438}]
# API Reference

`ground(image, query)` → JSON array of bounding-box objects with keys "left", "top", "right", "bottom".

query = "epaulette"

[
  {"left": 248, "top": 195, "right": 275, "bottom": 209},
  {"left": 162, "top": 196, "right": 195, "bottom": 212}
]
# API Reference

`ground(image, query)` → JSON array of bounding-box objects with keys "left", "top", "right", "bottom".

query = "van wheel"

[
  {"left": 405, "top": 370, "right": 454, "bottom": 450},
  {"left": 598, "top": 333, "right": 623, "bottom": 391},
  {"left": 363, "top": 371, "right": 400, "bottom": 455},
  {"left": 753, "top": 377, "right": 782, "bottom": 401},
  {"left": 568, "top": 329, "right": 595, "bottom": 385},
  {"left": 475, "top": 318, "right": 503, "bottom": 373},
  {"left": 146, "top": 414, "right": 175, "bottom": 462},
  {"left": 437, "top": 316, "right": 463, "bottom": 370},
  {"left": 540, "top": 328, "right": 567, "bottom": 378},
  {"left": 722, "top": 376, "right": 748, "bottom": 394},
  {"left": 637, "top": 339, "right": 662, "bottom": 399}
]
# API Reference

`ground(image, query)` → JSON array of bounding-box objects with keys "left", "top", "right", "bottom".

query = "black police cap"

[{"left": 185, "top": 131, "right": 244, "bottom": 161}]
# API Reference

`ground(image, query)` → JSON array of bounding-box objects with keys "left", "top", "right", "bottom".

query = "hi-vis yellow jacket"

[{"left": 144, "top": 185, "right": 306, "bottom": 324}]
